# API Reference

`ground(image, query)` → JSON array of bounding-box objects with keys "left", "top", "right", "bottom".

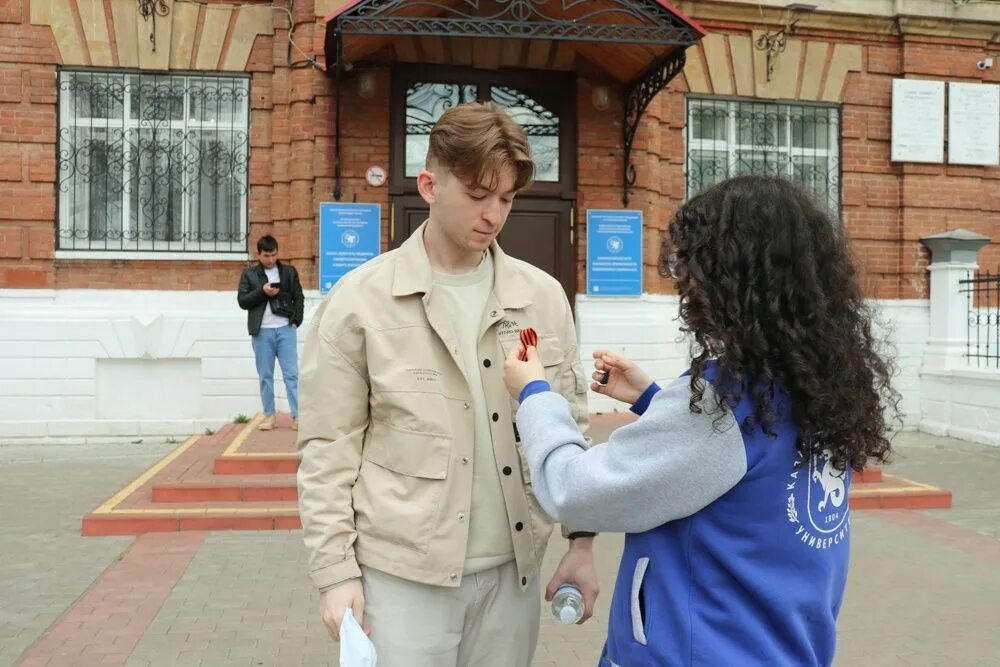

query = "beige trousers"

[{"left": 360, "top": 561, "right": 540, "bottom": 667}]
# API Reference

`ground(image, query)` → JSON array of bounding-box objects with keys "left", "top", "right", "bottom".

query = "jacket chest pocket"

[
  {"left": 354, "top": 420, "right": 451, "bottom": 554},
  {"left": 499, "top": 334, "right": 566, "bottom": 383}
]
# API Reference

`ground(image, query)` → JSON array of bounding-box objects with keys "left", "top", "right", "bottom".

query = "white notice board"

[
  {"left": 948, "top": 82, "right": 1000, "bottom": 166},
  {"left": 891, "top": 79, "right": 945, "bottom": 163}
]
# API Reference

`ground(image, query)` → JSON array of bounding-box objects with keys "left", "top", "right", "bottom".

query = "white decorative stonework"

[{"left": 1, "top": 288, "right": 990, "bottom": 445}]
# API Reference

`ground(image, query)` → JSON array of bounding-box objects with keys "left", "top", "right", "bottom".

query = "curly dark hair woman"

[
  {"left": 504, "top": 174, "right": 902, "bottom": 666},
  {"left": 664, "top": 175, "right": 900, "bottom": 472}
]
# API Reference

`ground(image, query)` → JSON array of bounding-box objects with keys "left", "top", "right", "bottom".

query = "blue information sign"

[
  {"left": 319, "top": 202, "right": 381, "bottom": 293},
  {"left": 586, "top": 209, "right": 643, "bottom": 296}
]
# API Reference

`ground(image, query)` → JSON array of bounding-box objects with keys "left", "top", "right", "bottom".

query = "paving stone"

[{"left": 4, "top": 432, "right": 1000, "bottom": 666}]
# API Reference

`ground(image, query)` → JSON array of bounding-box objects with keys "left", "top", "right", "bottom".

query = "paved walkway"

[{"left": 2, "top": 430, "right": 999, "bottom": 666}]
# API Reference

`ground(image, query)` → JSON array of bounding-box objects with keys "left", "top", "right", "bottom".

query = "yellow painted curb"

[
  {"left": 222, "top": 413, "right": 265, "bottom": 457},
  {"left": 90, "top": 414, "right": 300, "bottom": 517},
  {"left": 92, "top": 434, "right": 202, "bottom": 514}
]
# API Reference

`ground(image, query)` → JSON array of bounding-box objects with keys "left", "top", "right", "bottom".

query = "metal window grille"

[
  {"left": 686, "top": 97, "right": 841, "bottom": 214},
  {"left": 57, "top": 70, "right": 250, "bottom": 253},
  {"left": 960, "top": 269, "right": 1000, "bottom": 369}
]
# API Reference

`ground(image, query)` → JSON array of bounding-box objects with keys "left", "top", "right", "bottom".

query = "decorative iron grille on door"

[
  {"left": 686, "top": 97, "right": 841, "bottom": 214},
  {"left": 403, "top": 81, "right": 562, "bottom": 183},
  {"left": 57, "top": 70, "right": 250, "bottom": 253}
]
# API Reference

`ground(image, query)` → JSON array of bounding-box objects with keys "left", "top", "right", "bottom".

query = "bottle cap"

[{"left": 559, "top": 606, "right": 577, "bottom": 624}]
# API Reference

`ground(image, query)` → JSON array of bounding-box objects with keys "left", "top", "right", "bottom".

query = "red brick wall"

[
  {"left": 827, "top": 31, "right": 998, "bottom": 299},
  {"left": 0, "top": 0, "right": 60, "bottom": 288},
  {"left": 0, "top": 9, "right": 997, "bottom": 299}
]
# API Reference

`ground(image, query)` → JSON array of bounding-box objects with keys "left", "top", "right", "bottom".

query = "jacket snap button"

[
  {"left": 502, "top": 466, "right": 512, "bottom": 475},
  {"left": 451, "top": 573, "right": 458, "bottom": 581},
  {"left": 483, "top": 359, "right": 491, "bottom": 368},
  {"left": 463, "top": 402, "right": 470, "bottom": 409},
  {"left": 491, "top": 412, "right": 499, "bottom": 422},
  {"left": 490, "top": 310, "right": 497, "bottom": 317},
  {"left": 515, "top": 521, "right": 523, "bottom": 531},
  {"left": 462, "top": 457, "right": 469, "bottom": 464},
  {"left": 521, "top": 576, "right": 527, "bottom": 586},
  {"left": 458, "top": 513, "right": 465, "bottom": 521}
]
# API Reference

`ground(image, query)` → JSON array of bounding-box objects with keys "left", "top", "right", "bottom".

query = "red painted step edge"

[
  {"left": 82, "top": 513, "right": 302, "bottom": 536},
  {"left": 849, "top": 490, "right": 952, "bottom": 511},
  {"left": 213, "top": 456, "right": 299, "bottom": 475},
  {"left": 856, "top": 468, "right": 882, "bottom": 484},
  {"left": 152, "top": 484, "right": 298, "bottom": 503}
]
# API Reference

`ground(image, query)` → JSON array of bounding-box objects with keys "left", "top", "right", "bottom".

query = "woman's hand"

[
  {"left": 590, "top": 349, "right": 653, "bottom": 405},
  {"left": 504, "top": 344, "right": 545, "bottom": 399}
]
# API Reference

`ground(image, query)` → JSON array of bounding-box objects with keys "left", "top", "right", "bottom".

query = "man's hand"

[
  {"left": 318, "top": 578, "right": 369, "bottom": 641},
  {"left": 546, "top": 537, "right": 599, "bottom": 623},
  {"left": 262, "top": 283, "right": 279, "bottom": 297}
]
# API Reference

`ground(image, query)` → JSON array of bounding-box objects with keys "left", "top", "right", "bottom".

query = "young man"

[
  {"left": 297, "top": 102, "right": 598, "bottom": 666},
  {"left": 237, "top": 235, "right": 305, "bottom": 431}
]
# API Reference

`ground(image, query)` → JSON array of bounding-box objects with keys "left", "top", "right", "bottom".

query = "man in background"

[{"left": 237, "top": 234, "right": 304, "bottom": 430}]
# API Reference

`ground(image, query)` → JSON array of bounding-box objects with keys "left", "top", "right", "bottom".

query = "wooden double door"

[{"left": 388, "top": 66, "right": 578, "bottom": 305}]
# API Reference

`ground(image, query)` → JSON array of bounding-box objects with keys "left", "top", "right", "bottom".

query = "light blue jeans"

[{"left": 251, "top": 325, "right": 298, "bottom": 418}]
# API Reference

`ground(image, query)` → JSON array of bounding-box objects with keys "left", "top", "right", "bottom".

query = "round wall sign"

[{"left": 365, "top": 165, "right": 387, "bottom": 187}]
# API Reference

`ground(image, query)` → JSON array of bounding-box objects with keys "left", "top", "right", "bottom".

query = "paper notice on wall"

[
  {"left": 948, "top": 82, "right": 1000, "bottom": 166},
  {"left": 891, "top": 79, "right": 945, "bottom": 163}
]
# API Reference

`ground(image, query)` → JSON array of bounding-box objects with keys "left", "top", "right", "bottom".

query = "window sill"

[{"left": 55, "top": 250, "right": 249, "bottom": 262}]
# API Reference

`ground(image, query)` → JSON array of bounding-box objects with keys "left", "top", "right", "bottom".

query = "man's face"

[
  {"left": 420, "top": 165, "right": 518, "bottom": 254},
  {"left": 258, "top": 249, "right": 278, "bottom": 269}
]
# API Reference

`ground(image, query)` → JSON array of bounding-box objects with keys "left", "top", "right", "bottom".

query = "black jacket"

[{"left": 237, "top": 260, "right": 305, "bottom": 336}]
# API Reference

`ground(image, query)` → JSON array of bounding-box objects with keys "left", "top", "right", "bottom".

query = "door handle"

[{"left": 569, "top": 206, "right": 575, "bottom": 246}]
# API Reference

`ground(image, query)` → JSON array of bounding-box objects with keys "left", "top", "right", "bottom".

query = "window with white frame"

[
  {"left": 57, "top": 70, "right": 250, "bottom": 253},
  {"left": 686, "top": 98, "right": 840, "bottom": 213}
]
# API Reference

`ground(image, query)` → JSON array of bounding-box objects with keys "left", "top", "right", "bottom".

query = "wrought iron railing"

[
  {"left": 960, "top": 270, "right": 1000, "bottom": 368},
  {"left": 57, "top": 70, "right": 250, "bottom": 253},
  {"left": 686, "top": 97, "right": 841, "bottom": 214}
]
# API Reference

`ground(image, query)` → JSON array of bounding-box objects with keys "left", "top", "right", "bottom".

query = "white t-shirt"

[
  {"left": 260, "top": 265, "right": 289, "bottom": 329},
  {"left": 432, "top": 252, "right": 515, "bottom": 573}
]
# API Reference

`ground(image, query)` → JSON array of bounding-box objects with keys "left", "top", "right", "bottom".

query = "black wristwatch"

[{"left": 567, "top": 531, "right": 596, "bottom": 540}]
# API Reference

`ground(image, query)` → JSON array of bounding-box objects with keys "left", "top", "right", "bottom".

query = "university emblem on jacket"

[{"left": 785, "top": 448, "right": 850, "bottom": 550}]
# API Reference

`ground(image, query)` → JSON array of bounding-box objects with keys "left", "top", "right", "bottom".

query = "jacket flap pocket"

[
  {"left": 500, "top": 335, "right": 564, "bottom": 367},
  {"left": 537, "top": 335, "right": 564, "bottom": 367},
  {"left": 364, "top": 420, "right": 450, "bottom": 479}
]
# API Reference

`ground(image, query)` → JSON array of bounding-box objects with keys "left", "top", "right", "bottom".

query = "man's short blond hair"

[{"left": 427, "top": 102, "right": 535, "bottom": 193}]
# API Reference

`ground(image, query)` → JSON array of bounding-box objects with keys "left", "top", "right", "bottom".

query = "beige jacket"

[{"left": 297, "top": 223, "right": 589, "bottom": 592}]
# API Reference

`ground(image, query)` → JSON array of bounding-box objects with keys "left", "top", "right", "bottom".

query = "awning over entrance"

[
  {"left": 323, "top": 0, "right": 705, "bottom": 84},
  {"left": 321, "top": 0, "right": 706, "bottom": 204}
]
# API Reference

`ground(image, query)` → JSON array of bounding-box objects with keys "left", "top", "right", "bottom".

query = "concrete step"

[
  {"left": 849, "top": 473, "right": 952, "bottom": 510},
  {"left": 80, "top": 414, "right": 950, "bottom": 537},
  {"left": 213, "top": 455, "right": 298, "bottom": 475},
  {"left": 82, "top": 508, "right": 301, "bottom": 536},
  {"left": 152, "top": 476, "right": 298, "bottom": 503}
]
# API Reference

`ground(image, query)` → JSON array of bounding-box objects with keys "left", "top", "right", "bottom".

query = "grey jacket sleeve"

[{"left": 514, "top": 376, "right": 748, "bottom": 534}]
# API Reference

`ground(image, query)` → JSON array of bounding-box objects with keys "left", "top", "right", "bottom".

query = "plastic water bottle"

[{"left": 551, "top": 584, "right": 584, "bottom": 624}]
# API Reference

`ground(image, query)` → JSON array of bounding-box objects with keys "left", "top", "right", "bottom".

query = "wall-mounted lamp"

[
  {"left": 592, "top": 84, "right": 610, "bottom": 111},
  {"left": 357, "top": 70, "right": 377, "bottom": 99}
]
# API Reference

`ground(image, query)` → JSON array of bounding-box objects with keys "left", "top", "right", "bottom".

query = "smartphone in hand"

[{"left": 268, "top": 282, "right": 281, "bottom": 288}]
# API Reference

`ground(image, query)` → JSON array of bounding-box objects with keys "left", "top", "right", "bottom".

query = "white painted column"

[{"left": 920, "top": 229, "right": 990, "bottom": 370}]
